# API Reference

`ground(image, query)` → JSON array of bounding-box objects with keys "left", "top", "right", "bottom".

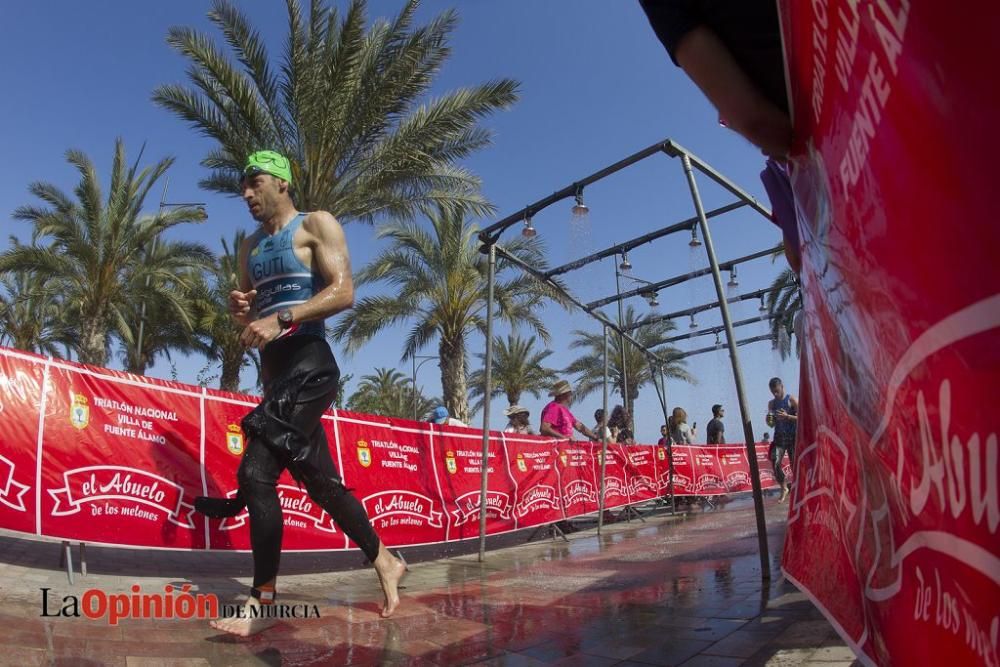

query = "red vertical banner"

[
  {"left": 779, "top": 1, "right": 1000, "bottom": 664},
  {"left": 40, "top": 364, "right": 204, "bottom": 549},
  {"left": 335, "top": 412, "right": 445, "bottom": 548},
  {"left": 596, "top": 444, "right": 630, "bottom": 509},
  {"left": 622, "top": 445, "right": 658, "bottom": 503},
  {"left": 434, "top": 426, "right": 514, "bottom": 541},
  {"left": 501, "top": 434, "right": 562, "bottom": 528},
  {"left": 554, "top": 441, "right": 599, "bottom": 517},
  {"left": 0, "top": 349, "right": 44, "bottom": 534}
]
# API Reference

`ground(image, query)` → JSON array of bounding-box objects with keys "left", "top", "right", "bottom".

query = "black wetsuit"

[
  {"left": 199, "top": 335, "right": 379, "bottom": 587},
  {"left": 196, "top": 216, "right": 380, "bottom": 589}
]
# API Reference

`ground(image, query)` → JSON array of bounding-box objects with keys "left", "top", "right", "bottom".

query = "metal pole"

[
  {"left": 681, "top": 154, "right": 770, "bottom": 580},
  {"left": 614, "top": 263, "right": 629, "bottom": 418},
  {"left": 598, "top": 325, "right": 610, "bottom": 534},
  {"left": 478, "top": 244, "right": 497, "bottom": 562},
  {"left": 660, "top": 364, "right": 675, "bottom": 513}
]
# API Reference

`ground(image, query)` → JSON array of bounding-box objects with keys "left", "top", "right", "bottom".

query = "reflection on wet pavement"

[{"left": 0, "top": 497, "right": 860, "bottom": 665}]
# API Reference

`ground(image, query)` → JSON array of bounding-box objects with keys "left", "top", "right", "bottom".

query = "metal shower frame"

[{"left": 473, "top": 139, "right": 778, "bottom": 581}]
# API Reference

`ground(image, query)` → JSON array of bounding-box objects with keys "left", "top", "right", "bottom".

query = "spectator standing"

[
  {"left": 657, "top": 424, "right": 670, "bottom": 446},
  {"left": 706, "top": 404, "right": 725, "bottom": 444},
  {"left": 539, "top": 380, "right": 598, "bottom": 441},
  {"left": 609, "top": 405, "right": 635, "bottom": 444},
  {"left": 669, "top": 407, "right": 696, "bottom": 444},
  {"left": 593, "top": 408, "right": 612, "bottom": 441}
]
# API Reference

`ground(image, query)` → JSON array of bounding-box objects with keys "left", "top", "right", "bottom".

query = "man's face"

[
  {"left": 718, "top": 408, "right": 725, "bottom": 419},
  {"left": 660, "top": 425, "right": 668, "bottom": 436},
  {"left": 513, "top": 412, "right": 528, "bottom": 424},
  {"left": 770, "top": 383, "right": 784, "bottom": 400},
  {"left": 241, "top": 173, "right": 284, "bottom": 222}
]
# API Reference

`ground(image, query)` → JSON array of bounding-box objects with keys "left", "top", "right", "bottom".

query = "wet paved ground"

[{"left": 0, "top": 496, "right": 860, "bottom": 666}]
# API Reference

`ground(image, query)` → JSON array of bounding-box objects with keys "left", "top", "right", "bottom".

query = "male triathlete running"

[{"left": 196, "top": 151, "right": 405, "bottom": 636}]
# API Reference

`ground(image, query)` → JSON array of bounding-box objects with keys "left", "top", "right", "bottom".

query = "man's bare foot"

[
  {"left": 778, "top": 485, "right": 789, "bottom": 504},
  {"left": 209, "top": 597, "right": 277, "bottom": 637},
  {"left": 373, "top": 547, "right": 407, "bottom": 618}
]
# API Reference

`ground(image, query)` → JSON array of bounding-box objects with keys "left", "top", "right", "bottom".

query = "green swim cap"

[{"left": 243, "top": 150, "right": 292, "bottom": 184}]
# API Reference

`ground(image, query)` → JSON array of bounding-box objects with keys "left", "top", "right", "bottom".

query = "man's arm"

[
  {"left": 229, "top": 235, "right": 256, "bottom": 326},
  {"left": 674, "top": 26, "right": 792, "bottom": 158},
  {"left": 288, "top": 211, "right": 354, "bottom": 323},
  {"left": 781, "top": 395, "right": 800, "bottom": 422},
  {"left": 574, "top": 421, "right": 597, "bottom": 441}
]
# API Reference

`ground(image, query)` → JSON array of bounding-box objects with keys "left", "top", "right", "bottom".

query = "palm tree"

[
  {"left": 0, "top": 140, "right": 212, "bottom": 367},
  {"left": 117, "top": 262, "right": 207, "bottom": 375},
  {"left": 192, "top": 232, "right": 256, "bottom": 391},
  {"left": 467, "top": 334, "right": 557, "bottom": 416},
  {"left": 332, "top": 208, "right": 556, "bottom": 423},
  {"left": 564, "top": 304, "right": 692, "bottom": 418},
  {"left": 0, "top": 261, "right": 66, "bottom": 357},
  {"left": 346, "top": 367, "right": 436, "bottom": 419},
  {"left": 153, "top": 0, "right": 518, "bottom": 222},
  {"left": 766, "top": 267, "right": 803, "bottom": 360}
]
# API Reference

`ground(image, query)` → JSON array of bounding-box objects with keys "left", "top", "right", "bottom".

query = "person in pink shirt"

[{"left": 539, "top": 379, "right": 598, "bottom": 441}]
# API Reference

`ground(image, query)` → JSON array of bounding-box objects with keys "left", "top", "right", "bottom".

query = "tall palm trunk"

[
  {"left": 439, "top": 335, "right": 468, "bottom": 423},
  {"left": 219, "top": 351, "right": 243, "bottom": 392},
  {"left": 79, "top": 316, "right": 108, "bottom": 366}
]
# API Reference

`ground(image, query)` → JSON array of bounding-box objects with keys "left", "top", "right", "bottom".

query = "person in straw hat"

[
  {"left": 539, "top": 379, "right": 598, "bottom": 441},
  {"left": 503, "top": 405, "right": 534, "bottom": 434}
]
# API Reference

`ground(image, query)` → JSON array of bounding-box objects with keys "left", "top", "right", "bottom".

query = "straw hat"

[
  {"left": 548, "top": 379, "right": 572, "bottom": 397},
  {"left": 504, "top": 404, "right": 529, "bottom": 417}
]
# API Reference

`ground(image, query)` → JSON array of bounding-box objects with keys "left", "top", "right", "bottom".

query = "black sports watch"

[{"left": 277, "top": 308, "right": 294, "bottom": 329}]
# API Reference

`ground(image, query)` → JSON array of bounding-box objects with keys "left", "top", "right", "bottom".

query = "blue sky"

[{"left": 1, "top": 1, "right": 797, "bottom": 442}]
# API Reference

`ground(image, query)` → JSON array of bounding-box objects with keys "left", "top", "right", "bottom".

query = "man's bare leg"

[
  {"left": 210, "top": 581, "right": 278, "bottom": 636},
  {"left": 778, "top": 483, "right": 789, "bottom": 503},
  {"left": 372, "top": 544, "right": 406, "bottom": 618}
]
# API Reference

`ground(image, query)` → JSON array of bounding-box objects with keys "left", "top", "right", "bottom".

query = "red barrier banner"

[
  {"left": 554, "top": 441, "right": 600, "bottom": 517},
  {"left": 595, "top": 444, "right": 630, "bottom": 509},
  {"left": 39, "top": 362, "right": 205, "bottom": 549},
  {"left": 0, "top": 350, "right": 43, "bottom": 534},
  {"left": 335, "top": 412, "right": 445, "bottom": 548},
  {"left": 502, "top": 434, "right": 563, "bottom": 528},
  {"left": 780, "top": 1, "right": 1000, "bottom": 664},
  {"left": 690, "top": 447, "right": 726, "bottom": 496},
  {"left": 622, "top": 445, "right": 658, "bottom": 502},
  {"left": 433, "top": 427, "right": 515, "bottom": 541},
  {"left": 661, "top": 446, "right": 692, "bottom": 495},
  {"left": 1, "top": 347, "right": 788, "bottom": 555}
]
